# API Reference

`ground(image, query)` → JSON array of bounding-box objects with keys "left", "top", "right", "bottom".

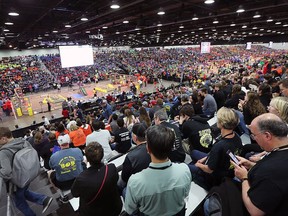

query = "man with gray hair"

[
  {"left": 232, "top": 113, "right": 288, "bottom": 215},
  {"left": 154, "top": 109, "right": 185, "bottom": 162}
]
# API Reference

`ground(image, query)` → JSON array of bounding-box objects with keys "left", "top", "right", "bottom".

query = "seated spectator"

[
  {"left": 109, "top": 113, "right": 120, "bottom": 135},
  {"left": 71, "top": 142, "right": 122, "bottom": 216},
  {"left": 69, "top": 124, "right": 86, "bottom": 149},
  {"left": 232, "top": 113, "right": 288, "bottom": 215},
  {"left": 123, "top": 109, "right": 136, "bottom": 132},
  {"left": 119, "top": 123, "right": 150, "bottom": 195},
  {"left": 76, "top": 119, "right": 92, "bottom": 137},
  {"left": 137, "top": 107, "right": 151, "bottom": 127},
  {"left": 225, "top": 84, "right": 245, "bottom": 109},
  {"left": 178, "top": 105, "right": 213, "bottom": 153},
  {"left": 199, "top": 88, "right": 217, "bottom": 117},
  {"left": 111, "top": 118, "right": 131, "bottom": 154},
  {"left": 55, "top": 123, "right": 69, "bottom": 139},
  {"left": 48, "top": 134, "right": 84, "bottom": 201},
  {"left": 86, "top": 120, "right": 113, "bottom": 161},
  {"left": 279, "top": 78, "right": 288, "bottom": 97},
  {"left": 124, "top": 125, "right": 192, "bottom": 216},
  {"left": 154, "top": 109, "right": 185, "bottom": 162},
  {"left": 188, "top": 107, "right": 243, "bottom": 190}
]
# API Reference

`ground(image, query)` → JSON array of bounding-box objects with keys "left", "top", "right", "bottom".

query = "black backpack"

[{"left": 204, "top": 178, "right": 248, "bottom": 216}]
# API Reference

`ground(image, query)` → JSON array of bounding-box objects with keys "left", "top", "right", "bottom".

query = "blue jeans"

[
  {"left": 188, "top": 150, "right": 210, "bottom": 190},
  {"left": 13, "top": 185, "right": 47, "bottom": 216}
]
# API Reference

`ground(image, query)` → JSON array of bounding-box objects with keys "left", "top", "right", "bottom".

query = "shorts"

[{"left": 50, "top": 171, "right": 75, "bottom": 190}]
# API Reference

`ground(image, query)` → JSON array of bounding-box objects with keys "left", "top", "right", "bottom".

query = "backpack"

[
  {"left": 3, "top": 139, "right": 40, "bottom": 188},
  {"left": 204, "top": 178, "right": 248, "bottom": 216}
]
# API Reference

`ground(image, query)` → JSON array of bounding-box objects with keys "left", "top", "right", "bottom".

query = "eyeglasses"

[{"left": 250, "top": 132, "right": 263, "bottom": 140}]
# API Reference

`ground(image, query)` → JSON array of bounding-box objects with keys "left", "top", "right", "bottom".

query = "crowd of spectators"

[{"left": 1, "top": 45, "right": 288, "bottom": 215}]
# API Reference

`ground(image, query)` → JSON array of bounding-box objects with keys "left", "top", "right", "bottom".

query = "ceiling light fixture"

[
  {"left": 213, "top": 20, "right": 219, "bottom": 24},
  {"left": 157, "top": 23, "right": 162, "bottom": 27},
  {"left": 267, "top": 18, "right": 273, "bottom": 22},
  {"left": 123, "top": 20, "right": 129, "bottom": 24},
  {"left": 157, "top": 8, "right": 165, "bottom": 15},
  {"left": 102, "top": 26, "right": 108, "bottom": 29},
  {"left": 52, "top": 30, "right": 58, "bottom": 33},
  {"left": 5, "top": 22, "right": 14, "bottom": 25},
  {"left": 230, "top": 23, "right": 236, "bottom": 26},
  {"left": 110, "top": 2, "right": 120, "bottom": 9},
  {"left": 253, "top": 12, "right": 261, "bottom": 18},
  {"left": 275, "top": 22, "right": 281, "bottom": 25},
  {"left": 81, "top": 17, "right": 88, "bottom": 21},
  {"left": 179, "top": 25, "right": 184, "bottom": 29},
  {"left": 236, "top": 6, "right": 245, "bottom": 13},
  {"left": 204, "top": 0, "right": 215, "bottom": 4},
  {"left": 242, "top": 25, "right": 247, "bottom": 28},
  {"left": 192, "top": 14, "right": 199, "bottom": 21},
  {"left": 3, "top": 29, "right": 10, "bottom": 32},
  {"left": 283, "top": 24, "right": 288, "bottom": 27},
  {"left": 8, "top": 12, "right": 19, "bottom": 16},
  {"left": 65, "top": 25, "right": 71, "bottom": 28}
]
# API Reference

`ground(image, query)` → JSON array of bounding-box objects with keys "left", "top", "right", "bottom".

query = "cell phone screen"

[{"left": 227, "top": 150, "right": 240, "bottom": 165}]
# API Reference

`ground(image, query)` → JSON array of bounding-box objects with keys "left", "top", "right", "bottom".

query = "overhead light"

[
  {"left": 9, "top": 45, "right": 13, "bottom": 48},
  {"left": 102, "top": 26, "right": 108, "bottom": 29},
  {"left": 252, "top": 26, "right": 258, "bottom": 30},
  {"left": 230, "top": 23, "right": 236, "bottom": 26},
  {"left": 123, "top": 20, "right": 129, "bottom": 24},
  {"left": 8, "top": 12, "right": 19, "bottom": 16},
  {"left": 157, "top": 8, "right": 165, "bottom": 15},
  {"left": 212, "top": 29, "right": 216, "bottom": 31},
  {"left": 236, "top": 6, "right": 245, "bottom": 13},
  {"left": 81, "top": 17, "right": 88, "bottom": 21},
  {"left": 260, "top": 28, "right": 264, "bottom": 31},
  {"left": 253, "top": 12, "right": 261, "bottom": 18},
  {"left": 199, "top": 27, "right": 203, "bottom": 30},
  {"left": 110, "top": 2, "right": 120, "bottom": 9},
  {"left": 283, "top": 24, "right": 288, "bottom": 27},
  {"left": 52, "top": 30, "right": 58, "bottom": 33},
  {"left": 157, "top": 23, "right": 163, "bottom": 27},
  {"left": 135, "top": 27, "right": 140, "bottom": 30},
  {"left": 3, "top": 29, "right": 10, "bottom": 32},
  {"left": 179, "top": 25, "right": 184, "bottom": 29},
  {"left": 213, "top": 20, "right": 219, "bottom": 24},
  {"left": 191, "top": 31, "right": 195, "bottom": 33},
  {"left": 275, "top": 22, "right": 281, "bottom": 25},
  {"left": 267, "top": 18, "right": 273, "bottom": 22},
  {"left": 44, "top": 34, "right": 49, "bottom": 36},
  {"left": 85, "top": 31, "right": 90, "bottom": 33},
  {"left": 5, "top": 22, "right": 14, "bottom": 25},
  {"left": 178, "top": 30, "right": 182, "bottom": 33},
  {"left": 192, "top": 15, "right": 199, "bottom": 21},
  {"left": 242, "top": 25, "right": 247, "bottom": 28},
  {"left": 157, "top": 29, "right": 161, "bottom": 32},
  {"left": 204, "top": 0, "right": 215, "bottom": 4},
  {"left": 65, "top": 25, "right": 71, "bottom": 28}
]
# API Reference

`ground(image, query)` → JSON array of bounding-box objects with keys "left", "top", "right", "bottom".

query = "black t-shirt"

[
  {"left": 114, "top": 127, "right": 131, "bottom": 154},
  {"left": 206, "top": 133, "right": 243, "bottom": 184},
  {"left": 181, "top": 119, "right": 213, "bottom": 153},
  {"left": 248, "top": 150, "right": 288, "bottom": 215}
]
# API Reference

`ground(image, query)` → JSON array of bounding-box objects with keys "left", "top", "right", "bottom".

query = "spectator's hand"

[
  {"left": 231, "top": 160, "right": 248, "bottom": 180},
  {"left": 249, "top": 151, "right": 266, "bottom": 162},
  {"left": 236, "top": 155, "right": 255, "bottom": 170},
  {"left": 174, "top": 115, "right": 180, "bottom": 122}
]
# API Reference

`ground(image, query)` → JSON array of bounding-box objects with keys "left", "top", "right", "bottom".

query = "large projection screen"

[{"left": 59, "top": 45, "right": 94, "bottom": 68}]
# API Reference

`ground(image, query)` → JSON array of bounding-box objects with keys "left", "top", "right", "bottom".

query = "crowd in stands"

[{"left": 0, "top": 45, "right": 288, "bottom": 215}]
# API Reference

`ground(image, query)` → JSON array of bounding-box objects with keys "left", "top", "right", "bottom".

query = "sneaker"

[
  {"left": 42, "top": 197, "right": 53, "bottom": 213},
  {"left": 59, "top": 195, "right": 69, "bottom": 204}
]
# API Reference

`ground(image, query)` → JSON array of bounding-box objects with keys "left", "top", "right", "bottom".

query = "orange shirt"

[
  {"left": 69, "top": 128, "right": 86, "bottom": 147},
  {"left": 80, "top": 124, "right": 93, "bottom": 136},
  {"left": 55, "top": 129, "right": 69, "bottom": 139}
]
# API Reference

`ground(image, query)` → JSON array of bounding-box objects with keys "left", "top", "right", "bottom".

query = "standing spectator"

[
  {"left": 62, "top": 108, "right": 69, "bottom": 119},
  {"left": 101, "top": 100, "right": 113, "bottom": 121},
  {"left": 33, "top": 131, "right": 52, "bottom": 170},
  {"left": 71, "top": 142, "right": 122, "bottom": 216},
  {"left": 0, "top": 127, "right": 53, "bottom": 215},
  {"left": 213, "top": 83, "right": 225, "bottom": 110},
  {"left": 47, "top": 101, "right": 51, "bottom": 112},
  {"left": 124, "top": 125, "right": 192, "bottom": 216}
]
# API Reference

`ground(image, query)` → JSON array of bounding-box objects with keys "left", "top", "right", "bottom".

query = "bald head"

[{"left": 252, "top": 113, "right": 288, "bottom": 137}]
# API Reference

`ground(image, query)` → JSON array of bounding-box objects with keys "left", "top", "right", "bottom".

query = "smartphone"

[{"left": 227, "top": 150, "right": 240, "bottom": 165}]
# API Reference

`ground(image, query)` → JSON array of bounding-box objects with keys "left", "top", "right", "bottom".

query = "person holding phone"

[
  {"left": 188, "top": 107, "right": 243, "bottom": 190},
  {"left": 231, "top": 113, "right": 288, "bottom": 216}
]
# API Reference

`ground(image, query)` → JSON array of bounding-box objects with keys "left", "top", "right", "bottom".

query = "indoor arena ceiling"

[{"left": 1, "top": 0, "right": 288, "bottom": 49}]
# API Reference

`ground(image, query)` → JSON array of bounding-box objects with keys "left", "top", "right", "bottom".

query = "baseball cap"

[
  {"left": 57, "top": 134, "right": 70, "bottom": 145},
  {"left": 132, "top": 123, "right": 148, "bottom": 138}
]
